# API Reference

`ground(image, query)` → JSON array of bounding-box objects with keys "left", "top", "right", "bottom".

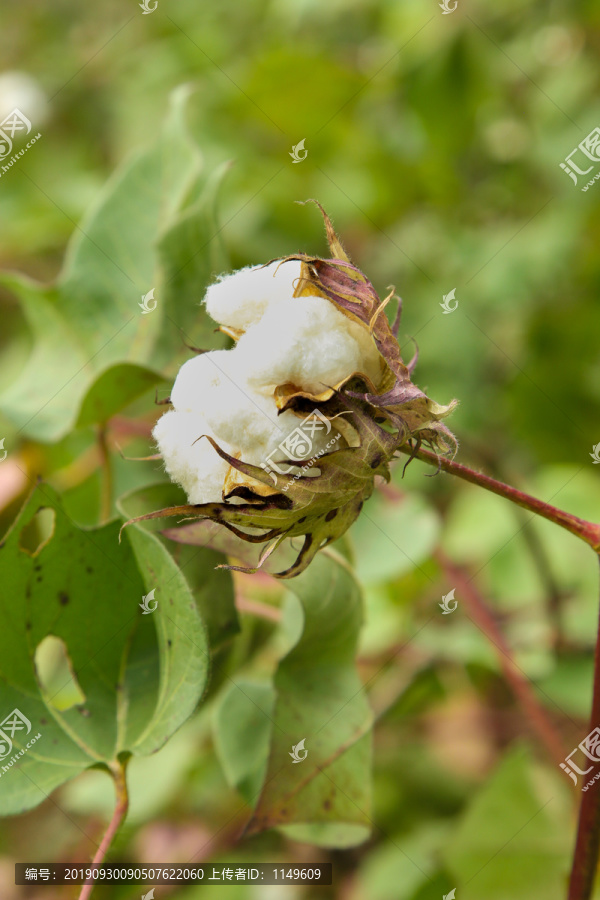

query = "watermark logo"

[
  {"left": 139, "top": 288, "right": 157, "bottom": 314},
  {"left": 0, "top": 109, "right": 41, "bottom": 179},
  {"left": 560, "top": 726, "right": 600, "bottom": 789},
  {"left": 140, "top": 589, "right": 158, "bottom": 615},
  {"left": 289, "top": 139, "right": 307, "bottom": 163},
  {"left": 439, "top": 588, "right": 458, "bottom": 614},
  {"left": 440, "top": 288, "right": 458, "bottom": 314},
  {"left": 439, "top": 0, "right": 457, "bottom": 13},
  {"left": 0, "top": 709, "right": 31, "bottom": 760},
  {"left": 443, "top": 891, "right": 456, "bottom": 900},
  {"left": 560, "top": 126, "right": 600, "bottom": 190},
  {"left": 141, "top": 891, "right": 155, "bottom": 900},
  {"left": 0, "top": 438, "right": 6, "bottom": 462},
  {"left": 289, "top": 738, "right": 308, "bottom": 763},
  {"left": 0, "top": 709, "right": 42, "bottom": 777},
  {"left": 261, "top": 409, "right": 339, "bottom": 485},
  {"left": 0, "top": 108, "right": 32, "bottom": 160},
  {"left": 590, "top": 442, "right": 600, "bottom": 464},
  {"left": 139, "top": 0, "right": 158, "bottom": 13}
]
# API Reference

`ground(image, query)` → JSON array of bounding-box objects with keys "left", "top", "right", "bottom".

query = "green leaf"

[
  {"left": 0, "top": 86, "right": 226, "bottom": 441},
  {"left": 76, "top": 363, "right": 164, "bottom": 427},
  {"left": 246, "top": 549, "right": 373, "bottom": 847},
  {"left": 213, "top": 680, "right": 275, "bottom": 804},
  {"left": 0, "top": 482, "right": 209, "bottom": 815},
  {"left": 442, "top": 747, "right": 571, "bottom": 900},
  {"left": 118, "top": 482, "right": 239, "bottom": 648},
  {"left": 154, "top": 159, "right": 232, "bottom": 366}
]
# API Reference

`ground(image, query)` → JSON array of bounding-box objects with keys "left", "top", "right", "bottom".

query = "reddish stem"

[
  {"left": 78, "top": 761, "right": 129, "bottom": 900},
  {"left": 401, "top": 445, "right": 600, "bottom": 551},
  {"left": 401, "top": 445, "right": 600, "bottom": 898},
  {"left": 568, "top": 556, "right": 600, "bottom": 900}
]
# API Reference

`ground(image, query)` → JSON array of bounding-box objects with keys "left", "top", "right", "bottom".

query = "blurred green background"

[{"left": 1, "top": 0, "right": 599, "bottom": 898}]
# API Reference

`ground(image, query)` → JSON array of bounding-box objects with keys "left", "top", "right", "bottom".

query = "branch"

[
  {"left": 399, "top": 445, "right": 600, "bottom": 551},
  {"left": 399, "top": 445, "right": 600, "bottom": 896},
  {"left": 78, "top": 760, "right": 129, "bottom": 900},
  {"left": 569, "top": 555, "right": 600, "bottom": 900}
]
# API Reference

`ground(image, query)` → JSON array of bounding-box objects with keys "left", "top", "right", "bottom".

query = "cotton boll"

[
  {"left": 202, "top": 376, "right": 283, "bottom": 452},
  {"left": 235, "top": 295, "right": 365, "bottom": 394},
  {"left": 169, "top": 349, "right": 241, "bottom": 413},
  {"left": 153, "top": 410, "right": 235, "bottom": 504},
  {"left": 204, "top": 260, "right": 302, "bottom": 329}
]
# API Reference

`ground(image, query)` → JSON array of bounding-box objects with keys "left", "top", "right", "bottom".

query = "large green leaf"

[
  {"left": 244, "top": 549, "right": 373, "bottom": 847},
  {"left": 118, "top": 482, "right": 239, "bottom": 649},
  {"left": 0, "top": 482, "right": 209, "bottom": 815},
  {"left": 0, "top": 86, "right": 227, "bottom": 441}
]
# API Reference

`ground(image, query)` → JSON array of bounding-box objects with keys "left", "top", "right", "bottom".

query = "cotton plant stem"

[
  {"left": 77, "top": 760, "right": 129, "bottom": 900},
  {"left": 435, "top": 549, "right": 568, "bottom": 768},
  {"left": 569, "top": 556, "right": 600, "bottom": 900},
  {"left": 398, "top": 445, "right": 600, "bottom": 897},
  {"left": 400, "top": 445, "right": 600, "bottom": 551}
]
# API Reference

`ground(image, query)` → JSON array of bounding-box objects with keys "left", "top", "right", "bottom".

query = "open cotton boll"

[
  {"left": 201, "top": 375, "right": 283, "bottom": 452},
  {"left": 204, "top": 260, "right": 302, "bottom": 330},
  {"left": 152, "top": 410, "right": 235, "bottom": 504},
  {"left": 169, "top": 349, "right": 243, "bottom": 414},
  {"left": 235, "top": 295, "right": 366, "bottom": 394}
]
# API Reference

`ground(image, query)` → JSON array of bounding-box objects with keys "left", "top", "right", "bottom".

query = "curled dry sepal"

[{"left": 122, "top": 202, "right": 458, "bottom": 577}]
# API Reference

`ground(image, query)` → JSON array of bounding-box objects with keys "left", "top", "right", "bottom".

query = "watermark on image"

[
  {"left": 139, "top": 0, "right": 158, "bottom": 13},
  {"left": 443, "top": 890, "right": 456, "bottom": 900},
  {"left": 560, "top": 726, "right": 600, "bottom": 790},
  {"left": 140, "top": 589, "right": 158, "bottom": 614},
  {"left": 290, "top": 139, "right": 307, "bottom": 163},
  {"left": 0, "top": 108, "right": 42, "bottom": 179},
  {"left": 0, "top": 708, "right": 41, "bottom": 775},
  {"left": 590, "top": 442, "right": 600, "bottom": 464},
  {"left": 560, "top": 126, "right": 600, "bottom": 191},
  {"left": 440, "top": 288, "right": 458, "bottom": 314},
  {"left": 289, "top": 738, "right": 307, "bottom": 763},
  {"left": 0, "top": 438, "right": 7, "bottom": 462},
  {"left": 139, "top": 288, "right": 157, "bottom": 314},
  {"left": 439, "top": 0, "right": 457, "bottom": 13},
  {"left": 260, "top": 409, "right": 342, "bottom": 490},
  {"left": 141, "top": 891, "right": 155, "bottom": 900},
  {"left": 439, "top": 588, "right": 458, "bottom": 614}
]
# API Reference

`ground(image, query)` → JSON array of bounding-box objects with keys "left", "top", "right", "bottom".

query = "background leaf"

[
  {"left": 0, "top": 86, "right": 227, "bottom": 441},
  {"left": 246, "top": 549, "right": 373, "bottom": 847},
  {"left": 0, "top": 482, "right": 209, "bottom": 814}
]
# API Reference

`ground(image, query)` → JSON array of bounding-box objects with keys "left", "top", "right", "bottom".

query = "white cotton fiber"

[
  {"left": 169, "top": 350, "right": 233, "bottom": 413},
  {"left": 201, "top": 377, "right": 281, "bottom": 452},
  {"left": 152, "top": 410, "right": 235, "bottom": 504},
  {"left": 204, "top": 260, "right": 302, "bottom": 329},
  {"left": 235, "top": 295, "right": 367, "bottom": 394},
  {"left": 157, "top": 259, "right": 385, "bottom": 505}
]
